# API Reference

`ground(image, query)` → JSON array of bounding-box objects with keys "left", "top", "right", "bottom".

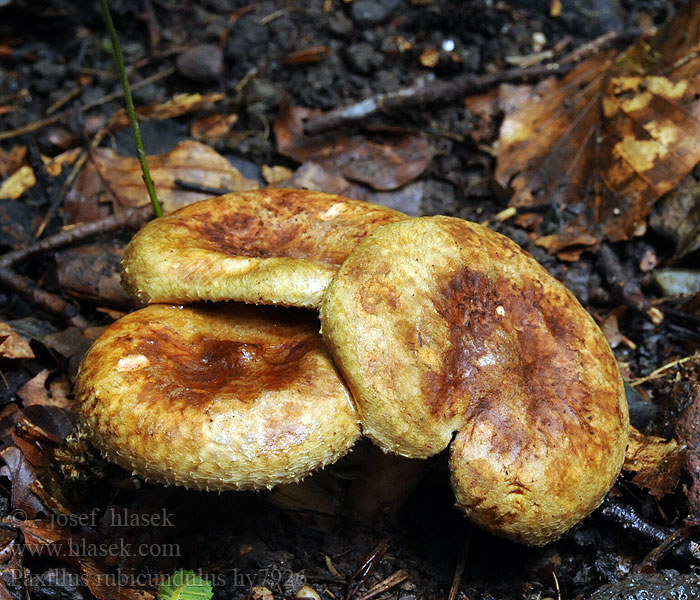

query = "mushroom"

[
  {"left": 121, "top": 188, "right": 407, "bottom": 309},
  {"left": 75, "top": 303, "right": 360, "bottom": 490},
  {"left": 319, "top": 216, "right": 629, "bottom": 545}
]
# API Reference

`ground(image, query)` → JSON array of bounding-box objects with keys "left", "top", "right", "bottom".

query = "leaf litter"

[{"left": 495, "top": 1, "right": 700, "bottom": 253}]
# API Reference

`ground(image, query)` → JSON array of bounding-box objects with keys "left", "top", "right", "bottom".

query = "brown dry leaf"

[
  {"left": 275, "top": 102, "right": 432, "bottom": 191},
  {"left": 535, "top": 231, "right": 599, "bottom": 261},
  {"left": 0, "top": 322, "right": 34, "bottom": 359},
  {"left": 56, "top": 242, "right": 135, "bottom": 310},
  {"left": 0, "top": 165, "right": 35, "bottom": 200},
  {"left": 17, "top": 370, "right": 50, "bottom": 407},
  {"left": 261, "top": 164, "right": 294, "bottom": 185},
  {"left": 0, "top": 145, "right": 26, "bottom": 178},
  {"left": 190, "top": 112, "right": 239, "bottom": 144},
  {"left": 114, "top": 93, "right": 224, "bottom": 126},
  {"left": 280, "top": 162, "right": 354, "bottom": 195},
  {"left": 623, "top": 426, "right": 686, "bottom": 498},
  {"left": 15, "top": 519, "right": 77, "bottom": 565},
  {"left": 17, "top": 370, "right": 73, "bottom": 410},
  {"left": 68, "top": 140, "right": 259, "bottom": 217},
  {"left": 464, "top": 88, "right": 500, "bottom": 144},
  {"left": 496, "top": 1, "right": 700, "bottom": 246},
  {"left": 0, "top": 446, "right": 50, "bottom": 519},
  {"left": 43, "top": 147, "right": 81, "bottom": 177},
  {"left": 649, "top": 172, "right": 700, "bottom": 259},
  {"left": 43, "top": 327, "right": 91, "bottom": 363},
  {"left": 0, "top": 148, "right": 80, "bottom": 199},
  {"left": 80, "top": 559, "right": 155, "bottom": 600}
]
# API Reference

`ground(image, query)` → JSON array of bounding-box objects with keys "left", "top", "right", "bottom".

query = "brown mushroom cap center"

[{"left": 124, "top": 328, "right": 317, "bottom": 406}]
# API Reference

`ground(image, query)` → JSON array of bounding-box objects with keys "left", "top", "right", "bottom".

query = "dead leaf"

[
  {"left": 623, "top": 426, "right": 686, "bottom": 498},
  {"left": 279, "top": 162, "right": 353, "bottom": 195},
  {"left": 0, "top": 446, "right": 50, "bottom": 519},
  {"left": 261, "top": 164, "right": 294, "bottom": 185},
  {"left": 496, "top": 1, "right": 700, "bottom": 246},
  {"left": 275, "top": 102, "right": 432, "bottom": 191},
  {"left": 534, "top": 231, "right": 599, "bottom": 261},
  {"left": 0, "top": 165, "right": 35, "bottom": 200},
  {"left": 80, "top": 559, "right": 155, "bottom": 600},
  {"left": 137, "top": 92, "right": 223, "bottom": 120},
  {"left": 464, "top": 88, "right": 500, "bottom": 144},
  {"left": 649, "top": 172, "right": 700, "bottom": 259},
  {"left": 17, "top": 370, "right": 50, "bottom": 407},
  {"left": 112, "top": 93, "right": 225, "bottom": 128},
  {"left": 0, "top": 145, "right": 27, "bottom": 178},
  {"left": 66, "top": 140, "right": 259, "bottom": 219},
  {"left": 56, "top": 243, "right": 135, "bottom": 310},
  {"left": 190, "top": 112, "right": 240, "bottom": 145},
  {"left": 0, "top": 322, "right": 34, "bottom": 359},
  {"left": 42, "top": 327, "right": 91, "bottom": 363}
]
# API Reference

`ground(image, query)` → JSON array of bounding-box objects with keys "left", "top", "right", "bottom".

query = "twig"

[
  {"left": 558, "top": 30, "right": 619, "bottom": 65},
  {"left": 597, "top": 243, "right": 647, "bottom": 312},
  {"left": 0, "top": 68, "right": 174, "bottom": 142},
  {"left": 354, "top": 570, "right": 409, "bottom": 600},
  {"left": 99, "top": 0, "right": 162, "bottom": 218},
  {"left": 346, "top": 540, "right": 388, "bottom": 600},
  {"left": 0, "top": 267, "right": 88, "bottom": 329},
  {"left": 447, "top": 538, "right": 471, "bottom": 600},
  {"left": 0, "top": 205, "right": 154, "bottom": 269},
  {"left": 629, "top": 351, "right": 700, "bottom": 387},
  {"left": 303, "top": 29, "right": 620, "bottom": 136},
  {"left": 597, "top": 497, "right": 700, "bottom": 563},
  {"left": 303, "top": 63, "right": 572, "bottom": 135},
  {"left": 636, "top": 520, "right": 700, "bottom": 573}
]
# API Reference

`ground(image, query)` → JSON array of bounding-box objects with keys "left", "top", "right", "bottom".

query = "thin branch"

[
  {"left": 303, "top": 30, "right": 620, "bottom": 136},
  {"left": 0, "top": 267, "right": 88, "bottom": 329},
  {"left": 0, "top": 205, "right": 154, "bottom": 269},
  {"left": 303, "top": 63, "right": 572, "bottom": 135},
  {"left": 0, "top": 68, "right": 174, "bottom": 142}
]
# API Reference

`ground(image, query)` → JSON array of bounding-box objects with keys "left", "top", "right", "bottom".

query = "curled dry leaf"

[
  {"left": 134, "top": 92, "right": 224, "bottom": 121},
  {"left": 0, "top": 446, "right": 50, "bottom": 519},
  {"left": 56, "top": 242, "right": 135, "bottom": 310},
  {"left": 649, "top": 173, "right": 700, "bottom": 260},
  {"left": 275, "top": 102, "right": 432, "bottom": 191},
  {"left": 496, "top": 1, "right": 700, "bottom": 247},
  {"left": 190, "top": 112, "right": 240, "bottom": 145},
  {"left": 0, "top": 322, "right": 34, "bottom": 359},
  {"left": 67, "top": 140, "right": 259, "bottom": 219},
  {"left": 623, "top": 426, "right": 686, "bottom": 499}
]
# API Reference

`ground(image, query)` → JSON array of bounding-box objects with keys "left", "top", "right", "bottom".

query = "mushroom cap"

[
  {"left": 319, "top": 216, "right": 629, "bottom": 545},
  {"left": 121, "top": 188, "right": 408, "bottom": 309},
  {"left": 75, "top": 303, "right": 360, "bottom": 490}
]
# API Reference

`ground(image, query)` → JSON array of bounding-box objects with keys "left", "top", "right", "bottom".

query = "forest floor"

[{"left": 1, "top": 1, "right": 700, "bottom": 599}]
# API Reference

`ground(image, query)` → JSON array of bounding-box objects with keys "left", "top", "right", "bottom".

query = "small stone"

[
  {"left": 344, "top": 42, "right": 384, "bottom": 74},
  {"left": 176, "top": 44, "right": 223, "bottom": 81},
  {"left": 350, "top": 0, "right": 401, "bottom": 26},
  {"left": 327, "top": 10, "right": 354, "bottom": 36}
]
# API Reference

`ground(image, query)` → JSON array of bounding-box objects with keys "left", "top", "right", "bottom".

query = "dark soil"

[{"left": 1, "top": 1, "right": 699, "bottom": 600}]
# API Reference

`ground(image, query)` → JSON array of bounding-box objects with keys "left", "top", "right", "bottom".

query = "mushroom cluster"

[{"left": 75, "top": 188, "right": 629, "bottom": 546}]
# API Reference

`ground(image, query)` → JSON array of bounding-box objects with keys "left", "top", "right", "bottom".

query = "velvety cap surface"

[
  {"left": 121, "top": 188, "right": 408, "bottom": 308},
  {"left": 320, "top": 216, "right": 629, "bottom": 545},
  {"left": 75, "top": 303, "right": 360, "bottom": 490}
]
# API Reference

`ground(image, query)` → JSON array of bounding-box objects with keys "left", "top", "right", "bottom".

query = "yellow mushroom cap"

[
  {"left": 320, "top": 216, "right": 629, "bottom": 545},
  {"left": 121, "top": 188, "right": 408, "bottom": 309},
  {"left": 75, "top": 303, "right": 360, "bottom": 490}
]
